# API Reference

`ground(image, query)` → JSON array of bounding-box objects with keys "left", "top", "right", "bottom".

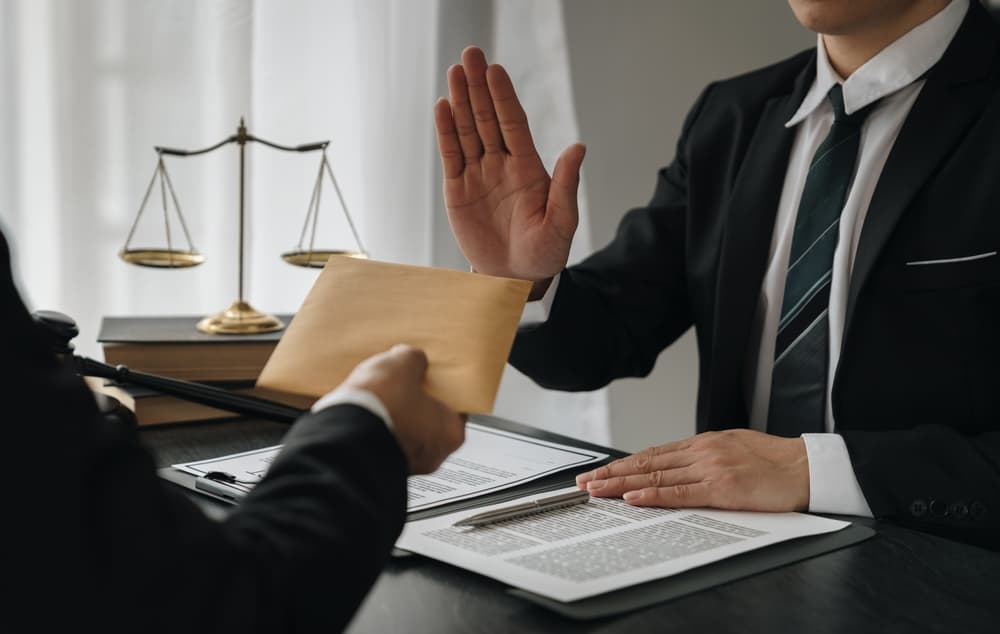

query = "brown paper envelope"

[{"left": 256, "top": 256, "right": 532, "bottom": 414}]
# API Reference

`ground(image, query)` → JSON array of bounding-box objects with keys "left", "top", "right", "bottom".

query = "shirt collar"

[{"left": 786, "top": 0, "right": 969, "bottom": 127}]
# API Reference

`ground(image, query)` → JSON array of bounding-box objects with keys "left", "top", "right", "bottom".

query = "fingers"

[
  {"left": 462, "top": 46, "right": 504, "bottom": 154},
  {"left": 434, "top": 98, "right": 464, "bottom": 179},
  {"left": 585, "top": 467, "right": 699, "bottom": 498},
  {"left": 432, "top": 404, "right": 467, "bottom": 458},
  {"left": 447, "top": 64, "right": 484, "bottom": 163},
  {"left": 432, "top": 395, "right": 467, "bottom": 451},
  {"left": 442, "top": 46, "right": 541, "bottom": 164},
  {"left": 410, "top": 398, "right": 467, "bottom": 475},
  {"left": 387, "top": 344, "right": 429, "bottom": 377},
  {"left": 353, "top": 344, "right": 427, "bottom": 387},
  {"left": 550, "top": 143, "right": 586, "bottom": 196},
  {"left": 623, "top": 482, "right": 713, "bottom": 508},
  {"left": 547, "top": 144, "right": 586, "bottom": 239},
  {"left": 576, "top": 441, "right": 693, "bottom": 486},
  {"left": 485, "top": 63, "right": 536, "bottom": 158},
  {"left": 449, "top": 409, "right": 467, "bottom": 448}
]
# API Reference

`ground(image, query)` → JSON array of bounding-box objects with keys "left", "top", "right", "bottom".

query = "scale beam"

[{"left": 119, "top": 118, "right": 366, "bottom": 334}]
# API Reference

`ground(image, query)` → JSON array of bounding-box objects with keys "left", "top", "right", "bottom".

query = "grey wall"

[{"left": 562, "top": 1, "right": 813, "bottom": 451}]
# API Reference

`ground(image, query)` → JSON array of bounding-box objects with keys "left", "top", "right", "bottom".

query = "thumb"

[
  {"left": 388, "top": 344, "right": 429, "bottom": 379},
  {"left": 548, "top": 143, "right": 586, "bottom": 234}
]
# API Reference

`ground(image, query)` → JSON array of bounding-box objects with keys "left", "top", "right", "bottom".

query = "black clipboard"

[{"left": 156, "top": 414, "right": 875, "bottom": 620}]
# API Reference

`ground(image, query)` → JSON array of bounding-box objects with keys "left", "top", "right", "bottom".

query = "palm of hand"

[
  {"left": 435, "top": 47, "right": 584, "bottom": 283},
  {"left": 445, "top": 152, "right": 571, "bottom": 281}
]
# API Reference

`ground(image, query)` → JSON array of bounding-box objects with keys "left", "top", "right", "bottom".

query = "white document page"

[
  {"left": 406, "top": 424, "right": 607, "bottom": 512},
  {"left": 396, "top": 486, "right": 850, "bottom": 602},
  {"left": 174, "top": 445, "right": 276, "bottom": 497},
  {"left": 172, "top": 424, "right": 607, "bottom": 512}
]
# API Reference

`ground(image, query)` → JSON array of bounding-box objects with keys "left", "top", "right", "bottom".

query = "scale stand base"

[{"left": 196, "top": 300, "right": 285, "bottom": 335}]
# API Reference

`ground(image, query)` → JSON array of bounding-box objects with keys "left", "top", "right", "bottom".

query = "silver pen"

[{"left": 452, "top": 490, "right": 591, "bottom": 528}]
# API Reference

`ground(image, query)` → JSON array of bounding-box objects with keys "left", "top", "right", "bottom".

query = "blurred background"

[{"left": 7, "top": 0, "right": 958, "bottom": 449}]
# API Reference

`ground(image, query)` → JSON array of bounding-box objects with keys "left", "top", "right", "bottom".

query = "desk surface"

[{"left": 142, "top": 417, "right": 1000, "bottom": 634}]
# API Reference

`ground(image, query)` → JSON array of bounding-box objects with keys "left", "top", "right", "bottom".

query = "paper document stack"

[{"left": 397, "top": 488, "right": 849, "bottom": 603}]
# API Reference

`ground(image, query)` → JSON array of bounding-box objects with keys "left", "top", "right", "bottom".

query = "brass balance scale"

[{"left": 119, "top": 119, "right": 366, "bottom": 334}]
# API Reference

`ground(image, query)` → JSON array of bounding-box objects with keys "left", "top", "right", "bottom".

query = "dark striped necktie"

[{"left": 767, "top": 84, "right": 874, "bottom": 437}]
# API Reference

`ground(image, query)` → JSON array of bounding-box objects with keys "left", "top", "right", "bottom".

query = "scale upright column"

[{"left": 196, "top": 118, "right": 284, "bottom": 335}]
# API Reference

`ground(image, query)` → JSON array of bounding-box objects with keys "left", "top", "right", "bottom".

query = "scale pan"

[
  {"left": 281, "top": 249, "right": 368, "bottom": 268},
  {"left": 119, "top": 248, "right": 205, "bottom": 268}
]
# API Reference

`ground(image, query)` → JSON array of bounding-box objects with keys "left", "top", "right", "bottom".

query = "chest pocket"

[{"left": 877, "top": 251, "right": 1000, "bottom": 291}]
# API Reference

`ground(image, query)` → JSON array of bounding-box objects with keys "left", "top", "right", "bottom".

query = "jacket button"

[
  {"left": 949, "top": 502, "right": 969, "bottom": 519},
  {"left": 970, "top": 501, "right": 988, "bottom": 521},
  {"left": 910, "top": 499, "right": 928, "bottom": 517},
  {"left": 929, "top": 499, "right": 948, "bottom": 517}
]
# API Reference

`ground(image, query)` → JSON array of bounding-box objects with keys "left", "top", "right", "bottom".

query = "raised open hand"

[{"left": 435, "top": 46, "right": 585, "bottom": 297}]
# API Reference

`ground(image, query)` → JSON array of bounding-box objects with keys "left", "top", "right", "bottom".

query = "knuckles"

[
  {"left": 694, "top": 431, "right": 724, "bottom": 449},
  {"left": 704, "top": 453, "right": 730, "bottom": 470},
  {"left": 671, "top": 483, "right": 691, "bottom": 504},
  {"left": 632, "top": 452, "right": 652, "bottom": 472},
  {"left": 450, "top": 419, "right": 467, "bottom": 449},
  {"left": 647, "top": 470, "right": 664, "bottom": 487}
]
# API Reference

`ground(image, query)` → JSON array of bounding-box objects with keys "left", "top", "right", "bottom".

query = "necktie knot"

[{"left": 827, "top": 84, "right": 874, "bottom": 126}]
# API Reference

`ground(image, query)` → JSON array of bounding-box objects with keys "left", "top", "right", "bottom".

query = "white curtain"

[
  {"left": 490, "top": 0, "right": 610, "bottom": 444},
  {"left": 0, "top": 0, "right": 253, "bottom": 356},
  {"left": 0, "top": 0, "right": 609, "bottom": 443}
]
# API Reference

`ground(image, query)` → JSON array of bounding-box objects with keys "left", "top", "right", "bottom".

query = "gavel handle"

[{"left": 75, "top": 356, "right": 304, "bottom": 424}]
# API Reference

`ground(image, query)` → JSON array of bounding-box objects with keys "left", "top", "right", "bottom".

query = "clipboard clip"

[
  {"left": 194, "top": 471, "right": 254, "bottom": 504},
  {"left": 204, "top": 470, "right": 260, "bottom": 485},
  {"left": 195, "top": 471, "right": 254, "bottom": 503}
]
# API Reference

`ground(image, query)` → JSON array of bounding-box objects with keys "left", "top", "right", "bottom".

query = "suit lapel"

[
  {"left": 843, "top": 4, "right": 999, "bottom": 340},
  {"left": 706, "top": 63, "right": 815, "bottom": 429}
]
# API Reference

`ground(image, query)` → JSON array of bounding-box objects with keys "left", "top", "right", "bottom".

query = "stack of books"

[{"left": 94, "top": 314, "right": 291, "bottom": 426}]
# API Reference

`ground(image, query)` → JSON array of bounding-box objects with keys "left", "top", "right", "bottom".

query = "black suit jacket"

[
  {"left": 511, "top": 2, "right": 1000, "bottom": 549},
  {"left": 3, "top": 228, "right": 408, "bottom": 631}
]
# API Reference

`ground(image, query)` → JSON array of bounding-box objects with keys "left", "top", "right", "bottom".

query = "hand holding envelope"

[{"left": 256, "top": 257, "right": 532, "bottom": 414}]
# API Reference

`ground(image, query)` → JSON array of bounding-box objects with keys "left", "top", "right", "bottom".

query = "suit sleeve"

[
  {"left": 3, "top": 230, "right": 407, "bottom": 634},
  {"left": 509, "top": 85, "right": 714, "bottom": 391},
  {"left": 841, "top": 426, "right": 1000, "bottom": 549}
]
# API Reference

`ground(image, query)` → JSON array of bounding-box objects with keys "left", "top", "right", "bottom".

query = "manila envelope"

[{"left": 256, "top": 256, "right": 532, "bottom": 414}]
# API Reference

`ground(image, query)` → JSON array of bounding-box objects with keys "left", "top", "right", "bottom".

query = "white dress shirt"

[
  {"left": 311, "top": 385, "right": 395, "bottom": 433},
  {"left": 749, "top": 0, "right": 967, "bottom": 516},
  {"left": 537, "top": 0, "right": 968, "bottom": 517}
]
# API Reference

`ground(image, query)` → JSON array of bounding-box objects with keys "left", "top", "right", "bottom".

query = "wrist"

[
  {"left": 312, "top": 384, "right": 395, "bottom": 432},
  {"left": 527, "top": 277, "right": 554, "bottom": 301},
  {"left": 789, "top": 437, "right": 810, "bottom": 512},
  {"left": 468, "top": 265, "right": 553, "bottom": 301}
]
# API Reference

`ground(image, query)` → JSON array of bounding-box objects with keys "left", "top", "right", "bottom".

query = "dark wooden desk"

[{"left": 142, "top": 417, "right": 1000, "bottom": 634}]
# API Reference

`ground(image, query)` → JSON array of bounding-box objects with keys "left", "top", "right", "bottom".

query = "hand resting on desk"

[{"left": 576, "top": 429, "right": 810, "bottom": 512}]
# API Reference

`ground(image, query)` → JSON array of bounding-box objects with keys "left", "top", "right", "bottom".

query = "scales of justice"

[{"left": 119, "top": 118, "right": 366, "bottom": 335}]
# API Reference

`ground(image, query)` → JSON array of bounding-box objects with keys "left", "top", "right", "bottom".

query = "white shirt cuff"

[
  {"left": 520, "top": 273, "right": 561, "bottom": 324},
  {"left": 802, "top": 433, "right": 873, "bottom": 517},
  {"left": 311, "top": 385, "right": 394, "bottom": 432}
]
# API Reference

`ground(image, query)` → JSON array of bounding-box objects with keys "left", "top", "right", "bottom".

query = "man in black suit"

[
  {"left": 3, "top": 225, "right": 465, "bottom": 632},
  {"left": 434, "top": 0, "right": 998, "bottom": 549}
]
